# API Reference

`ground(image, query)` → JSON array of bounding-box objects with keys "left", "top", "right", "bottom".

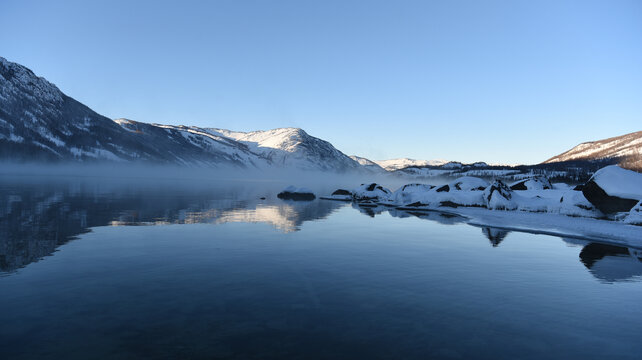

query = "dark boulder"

[
  {"left": 436, "top": 184, "right": 449, "bottom": 192},
  {"left": 331, "top": 189, "right": 352, "bottom": 196},
  {"left": 405, "top": 201, "right": 428, "bottom": 208},
  {"left": 439, "top": 201, "right": 459, "bottom": 208},
  {"left": 581, "top": 165, "right": 642, "bottom": 214},
  {"left": 402, "top": 183, "right": 434, "bottom": 191},
  {"left": 582, "top": 180, "right": 638, "bottom": 214},
  {"left": 277, "top": 186, "right": 316, "bottom": 201}
]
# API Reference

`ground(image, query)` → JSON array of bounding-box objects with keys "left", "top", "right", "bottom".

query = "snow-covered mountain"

[
  {"left": 374, "top": 158, "right": 447, "bottom": 171},
  {"left": 349, "top": 155, "right": 385, "bottom": 172},
  {"left": 0, "top": 56, "right": 362, "bottom": 172},
  {"left": 544, "top": 131, "right": 642, "bottom": 170},
  {"left": 209, "top": 127, "right": 361, "bottom": 171},
  {"left": 0, "top": 56, "right": 264, "bottom": 167}
]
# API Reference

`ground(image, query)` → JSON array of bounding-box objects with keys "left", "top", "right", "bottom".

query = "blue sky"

[{"left": 1, "top": 0, "right": 641, "bottom": 164}]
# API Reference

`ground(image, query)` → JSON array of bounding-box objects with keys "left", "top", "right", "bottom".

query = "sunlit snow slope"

[{"left": 544, "top": 131, "right": 642, "bottom": 170}]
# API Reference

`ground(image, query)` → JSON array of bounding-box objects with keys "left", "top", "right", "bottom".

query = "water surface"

[{"left": 1, "top": 179, "right": 641, "bottom": 359}]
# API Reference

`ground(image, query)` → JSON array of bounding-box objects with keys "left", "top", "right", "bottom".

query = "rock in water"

[
  {"left": 581, "top": 166, "right": 642, "bottom": 214},
  {"left": 277, "top": 186, "right": 316, "bottom": 201}
]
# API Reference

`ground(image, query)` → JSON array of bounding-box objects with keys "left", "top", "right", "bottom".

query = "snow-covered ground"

[
  {"left": 442, "top": 207, "right": 642, "bottom": 247},
  {"left": 321, "top": 169, "right": 642, "bottom": 246}
]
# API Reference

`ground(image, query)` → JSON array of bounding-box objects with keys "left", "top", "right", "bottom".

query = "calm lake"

[{"left": 1, "top": 177, "right": 642, "bottom": 359}]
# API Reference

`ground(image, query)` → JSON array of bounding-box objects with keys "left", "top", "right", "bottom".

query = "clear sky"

[{"left": 1, "top": 0, "right": 641, "bottom": 164}]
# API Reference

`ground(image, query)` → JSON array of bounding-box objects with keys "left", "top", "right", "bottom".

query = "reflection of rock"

[
  {"left": 388, "top": 209, "right": 466, "bottom": 226},
  {"left": 0, "top": 183, "right": 346, "bottom": 272},
  {"left": 561, "top": 237, "right": 590, "bottom": 248},
  {"left": 481, "top": 227, "right": 510, "bottom": 247},
  {"left": 579, "top": 242, "right": 642, "bottom": 282},
  {"left": 351, "top": 202, "right": 386, "bottom": 217},
  {"left": 320, "top": 189, "right": 352, "bottom": 201}
]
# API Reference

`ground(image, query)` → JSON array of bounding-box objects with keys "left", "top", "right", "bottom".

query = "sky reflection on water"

[{"left": 1, "top": 179, "right": 642, "bottom": 359}]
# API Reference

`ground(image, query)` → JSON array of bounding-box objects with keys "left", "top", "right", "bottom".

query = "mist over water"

[{"left": 0, "top": 162, "right": 429, "bottom": 193}]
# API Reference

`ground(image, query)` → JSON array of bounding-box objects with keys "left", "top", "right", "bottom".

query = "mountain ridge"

[
  {"left": 3, "top": 56, "right": 641, "bottom": 173},
  {"left": 544, "top": 131, "right": 642, "bottom": 171},
  {"left": 0, "top": 56, "right": 362, "bottom": 172}
]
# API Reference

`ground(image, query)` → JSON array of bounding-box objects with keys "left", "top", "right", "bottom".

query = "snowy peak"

[
  {"left": 1, "top": 56, "right": 140, "bottom": 162},
  {"left": 544, "top": 131, "right": 642, "bottom": 171},
  {"left": 208, "top": 127, "right": 360, "bottom": 171},
  {"left": 211, "top": 127, "right": 311, "bottom": 153},
  {"left": 0, "top": 56, "right": 64, "bottom": 104}
]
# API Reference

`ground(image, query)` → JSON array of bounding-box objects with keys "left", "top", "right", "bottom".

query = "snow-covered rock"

[
  {"left": 510, "top": 176, "right": 552, "bottom": 191},
  {"left": 449, "top": 176, "right": 489, "bottom": 191},
  {"left": 624, "top": 201, "right": 642, "bottom": 226},
  {"left": 582, "top": 166, "right": 642, "bottom": 214},
  {"left": 557, "top": 190, "right": 603, "bottom": 218},
  {"left": 277, "top": 186, "right": 316, "bottom": 201},
  {"left": 386, "top": 183, "right": 434, "bottom": 205},
  {"left": 352, "top": 183, "right": 392, "bottom": 202},
  {"left": 483, "top": 180, "right": 517, "bottom": 210},
  {"left": 393, "top": 181, "right": 487, "bottom": 208}
]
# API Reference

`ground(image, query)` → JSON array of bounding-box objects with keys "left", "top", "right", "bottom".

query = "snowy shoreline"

[
  {"left": 399, "top": 206, "right": 642, "bottom": 247},
  {"left": 313, "top": 165, "right": 642, "bottom": 247}
]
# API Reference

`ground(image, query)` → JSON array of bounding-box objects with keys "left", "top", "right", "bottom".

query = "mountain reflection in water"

[{"left": 1, "top": 180, "right": 641, "bottom": 283}]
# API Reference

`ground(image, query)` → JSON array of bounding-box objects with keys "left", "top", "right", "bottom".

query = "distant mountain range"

[
  {"left": 372, "top": 158, "right": 447, "bottom": 171},
  {"left": 1, "top": 56, "right": 640, "bottom": 173}
]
